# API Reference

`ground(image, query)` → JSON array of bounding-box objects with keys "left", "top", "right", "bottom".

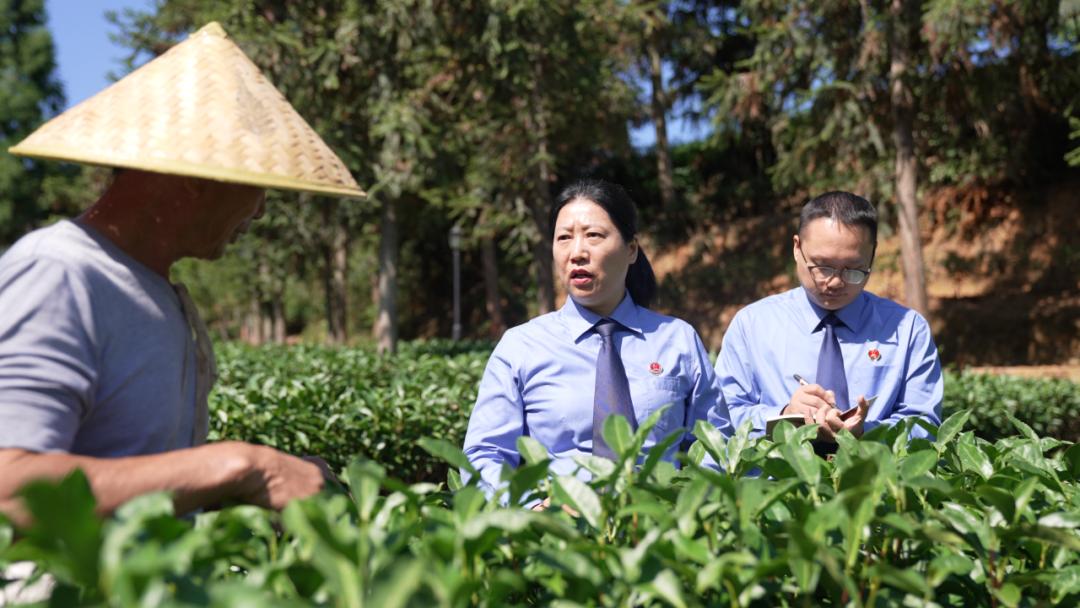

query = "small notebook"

[{"left": 765, "top": 414, "right": 806, "bottom": 437}]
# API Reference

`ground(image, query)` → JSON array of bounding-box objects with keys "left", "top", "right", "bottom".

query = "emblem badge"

[
  {"left": 868, "top": 348, "right": 881, "bottom": 362},
  {"left": 649, "top": 362, "right": 663, "bottom": 375}
]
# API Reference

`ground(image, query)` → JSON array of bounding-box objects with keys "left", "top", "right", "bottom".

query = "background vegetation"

[
  {"left": 2, "top": 4, "right": 1078, "bottom": 604},
  {"left": 207, "top": 343, "right": 1080, "bottom": 483},
  {"left": 3, "top": 0, "right": 1077, "bottom": 362}
]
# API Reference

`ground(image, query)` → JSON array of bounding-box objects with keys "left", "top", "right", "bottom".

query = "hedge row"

[
  {"left": 208, "top": 341, "right": 490, "bottom": 483},
  {"left": 942, "top": 370, "right": 1080, "bottom": 442},
  {"left": 209, "top": 343, "right": 1079, "bottom": 482}
]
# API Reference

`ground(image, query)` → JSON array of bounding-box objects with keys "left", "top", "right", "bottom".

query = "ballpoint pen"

[{"left": 793, "top": 373, "right": 871, "bottom": 419}]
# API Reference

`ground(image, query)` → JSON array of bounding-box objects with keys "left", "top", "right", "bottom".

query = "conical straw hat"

[{"left": 8, "top": 22, "right": 364, "bottom": 199}]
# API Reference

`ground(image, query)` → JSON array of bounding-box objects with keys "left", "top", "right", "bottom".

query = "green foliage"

[
  {"left": 5, "top": 1, "right": 1077, "bottom": 348},
  {"left": 0, "top": 0, "right": 87, "bottom": 246},
  {"left": 209, "top": 343, "right": 1080, "bottom": 484},
  {"left": 3, "top": 411, "right": 1078, "bottom": 606},
  {"left": 1068, "top": 114, "right": 1080, "bottom": 167},
  {"left": 944, "top": 371, "right": 1080, "bottom": 443},
  {"left": 698, "top": 1, "right": 895, "bottom": 201},
  {"left": 698, "top": 0, "right": 1080, "bottom": 204},
  {"left": 104, "top": 0, "right": 640, "bottom": 340},
  {"left": 208, "top": 341, "right": 491, "bottom": 482}
]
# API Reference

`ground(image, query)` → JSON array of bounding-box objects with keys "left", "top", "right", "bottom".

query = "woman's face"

[{"left": 553, "top": 198, "right": 638, "bottom": 317}]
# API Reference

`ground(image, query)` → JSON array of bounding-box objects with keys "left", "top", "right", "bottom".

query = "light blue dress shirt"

[
  {"left": 463, "top": 292, "right": 733, "bottom": 493},
  {"left": 716, "top": 287, "right": 943, "bottom": 439}
]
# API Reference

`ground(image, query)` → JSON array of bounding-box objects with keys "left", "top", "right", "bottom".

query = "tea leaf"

[{"left": 552, "top": 476, "right": 603, "bottom": 530}]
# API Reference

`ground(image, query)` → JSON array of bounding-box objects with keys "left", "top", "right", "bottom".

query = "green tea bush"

[
  {"left": 943, "top": 371, "right": 1080, "bottom": 442},
  {"left": 209, "top": 342, "right": 489, "bottom": 483},
  {"left": 208, "top": 343, "right": 1079, "bottom": 484},
  {"left": 2, "top": 413, "right": 1078, "bottom": 606}
]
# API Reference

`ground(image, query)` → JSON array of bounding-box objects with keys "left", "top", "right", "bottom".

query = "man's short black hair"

[{"left": 798, "top": 191, "right": 878, "bottom": 257}]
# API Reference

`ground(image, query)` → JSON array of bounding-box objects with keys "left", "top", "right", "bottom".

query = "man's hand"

[
  {"left": 813, "top": 395, "right": 872, "bottom": 443},
  {"left": 531, "top": 497, "right": 579, "bottom": 517},
  {"left": 783, "top": 383, "right": 836, "bottom": 424},
  {"left": 302, "top": 455, "right": 339, "bottom": 483},
  {"left": 233, "top": 445, "right": 326, "bottom": 510},
  {"left": 841, "top": 395, "right": 873, "bottom": 438}
]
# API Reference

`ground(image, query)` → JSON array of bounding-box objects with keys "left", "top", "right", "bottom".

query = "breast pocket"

[{"left": 632, "top": 375, "right": 690, "bottom": 435}]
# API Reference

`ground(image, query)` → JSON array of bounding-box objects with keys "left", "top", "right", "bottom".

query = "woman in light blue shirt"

[{"left": 463, "top": 179, "right": 732, "bottom": 497}]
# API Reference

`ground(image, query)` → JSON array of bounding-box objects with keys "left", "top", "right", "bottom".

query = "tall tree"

[
  {"left": 455, "top": 0, "right": 636, "bottom": 315},
  {"left": 699, "top": 1, "right": 928, "bottom": 307},
  {"left": 921, "top": 0, "right": 1079, "bottom": 184},
  {"left": 0, "top": 0, "right": 80, "bottom": 246},
  {"left": 889, "top": 0, "right": 928, "bottom": 315},
  {"left": 1070, "top": 115, "right": 1080, "bottom": 166},
  {"left": 365, "top": 1, "right": 450, "bottom": 352},
  {"left": 323, "top": 199, "right": 350, "bottom": 344},
  {"left": 635, "top": 0, "right": 765, "bottom": 222},
  {"left": 373, "top": 200, "right": 398, "bottom": 352},
  {"left": 1069, "top": 5, "right": 1080, "bottom": 166},
  {"left": 110, "top": 1, "right": 374, "bottom": 343},
  {"left": 112, "top": 0, "right": 456, "bottom": 351},
  {"left": 627, "top": 1, "right": 751, "bottom": 210},
  {"left": 638, "top": 1, "right": 677, "bottom": 210}
]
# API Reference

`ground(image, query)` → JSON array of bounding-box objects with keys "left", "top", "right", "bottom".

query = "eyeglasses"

[{"left": 798, "top": 247, "right": 871, "bottom": 285}]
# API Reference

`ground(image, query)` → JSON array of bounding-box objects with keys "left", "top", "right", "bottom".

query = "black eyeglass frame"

[{"left": 797, "top": 245, "right": 872, "bottom": 285}]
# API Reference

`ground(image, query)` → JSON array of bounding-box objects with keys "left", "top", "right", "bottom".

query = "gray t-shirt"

[{"left": 0, "top": 220, "right": 198, "bottom": 456}]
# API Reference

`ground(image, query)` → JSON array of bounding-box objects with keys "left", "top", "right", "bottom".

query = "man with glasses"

[{"left": 714, "top": 191, "right": 943, "bottom": 452}]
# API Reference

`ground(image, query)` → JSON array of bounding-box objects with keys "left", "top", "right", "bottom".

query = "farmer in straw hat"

[{"left": 0, "top": 22, "right": 364, "bottom": 535}]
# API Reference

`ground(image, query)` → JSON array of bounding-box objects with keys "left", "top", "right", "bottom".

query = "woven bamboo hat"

[{"left": 8, "top": 22, "right": 364, "bottom": 199}]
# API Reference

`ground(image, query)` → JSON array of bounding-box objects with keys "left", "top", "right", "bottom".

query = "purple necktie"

[
  {"left": 592, "top": 319, "right": 636, "bottom": 459},
  {"left": 815, "top": 313, "right": 850, "bottom": 411}
]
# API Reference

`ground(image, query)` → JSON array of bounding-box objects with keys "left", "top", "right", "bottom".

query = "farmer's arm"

[{"left": 0, "top": 442, "right": 323, "bottom": 526}]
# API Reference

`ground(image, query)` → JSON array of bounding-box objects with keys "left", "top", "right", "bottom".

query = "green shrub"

[
  {"left": 3, "top": 413, "right": 1078, "bottom": 606},
  {"left": 944, "top": 371, "right": 1080, "bottom": 442},
  {"left": 208, "top": 343, "right": 1080, "bottom": 483},
  {"left": 209, "top": 341, "right": 488, "bottom": 483}
]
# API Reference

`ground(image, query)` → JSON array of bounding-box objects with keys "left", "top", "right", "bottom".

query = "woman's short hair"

[{"left": 550, "top": 178, "right": 658, "bottom": 308}]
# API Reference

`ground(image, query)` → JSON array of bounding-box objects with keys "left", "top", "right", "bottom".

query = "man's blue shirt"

[
  {"left": 715, "top": 287, "right": 943, "bottom": 439},
  {"left": 464, "top": 293, "right": 733, "bottom": 494}
]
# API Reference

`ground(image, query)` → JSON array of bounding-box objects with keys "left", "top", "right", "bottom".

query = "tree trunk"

[
  {"left": 271, "top": 292, "right": 286, "bottom": 343},
  {"left": 322, "top": 200, "right": 349, "bottom": 344},
  {"left": 373, "top": 200, "right": 399, "bottom": 354},
  {"left": 258, "top": 258, "right": 272, "bottom": 344},
  {"left": 481, "top": 233, "right": 505, "bottom": 339},
  {"left": 528, "top": 197, "right": 555, "bottom": 316},
  {"left": 529, "top": 63, "right": 556, "bottom": 315},
  {"left": 646, "top": 22, "right": 675, "bottom": 209},
  {"left": 244, "top": 297, "right": 262, "bottom": 345},
  {"left": 890, "top": 0, "right": 928, "bottom": 317}
]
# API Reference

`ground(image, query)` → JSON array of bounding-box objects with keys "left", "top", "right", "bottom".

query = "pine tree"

[{"left": 0, "top": 0, "right": 70, "bottom": 246}]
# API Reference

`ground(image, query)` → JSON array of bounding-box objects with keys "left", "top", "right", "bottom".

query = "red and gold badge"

[
  {"left": 649, "top": 362, "right": 663, "bottom": 375},
  {"left": 868, "top": 348, "right": 881, "bottom": 362}
]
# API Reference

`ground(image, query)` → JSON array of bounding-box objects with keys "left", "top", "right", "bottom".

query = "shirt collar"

[
  {"left": 797, "top": 287, "right": 868, "bottom": 333},
  {"left": 561, "top": 291, "right": 644, "bottom": 342}
]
